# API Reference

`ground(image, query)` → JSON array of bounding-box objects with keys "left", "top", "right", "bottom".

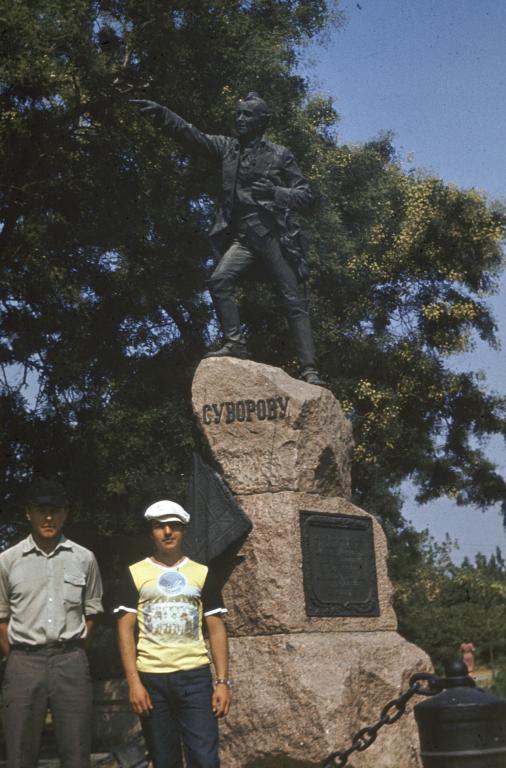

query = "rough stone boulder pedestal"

[
  {"left": 222, "top": 632, "right": 427, "bottom": 768},
  {"left": 192, "top": 358, "right": 431, "bottom": 768},
  {"left": 192, "top": 358, "right": 353, "bottom": 497},
  {"left": 219, "top": 492, "right": 396, "bottom": 638}
]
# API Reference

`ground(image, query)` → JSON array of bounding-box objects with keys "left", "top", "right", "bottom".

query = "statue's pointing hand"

[{"left": 129, "top": 99, "right": 167, "bottom": 117}]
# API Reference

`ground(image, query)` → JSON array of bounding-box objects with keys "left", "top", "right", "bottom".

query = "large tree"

[
  {"left": 304, "top": 135, "right": 506, "bottom": 529},
  {"left": 1, "top": 0, "right": 505, "bottom": 534}
]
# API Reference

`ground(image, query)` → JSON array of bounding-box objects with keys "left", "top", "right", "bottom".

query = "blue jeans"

[{"left": 139, "top": 665, "right": 219, "bottom": 768}]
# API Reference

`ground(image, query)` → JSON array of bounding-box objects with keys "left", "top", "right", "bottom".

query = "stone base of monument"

[
  {"left": 192, "top": 359, "right": 431, "bottom": 768},
  {"left": 221, "top": 632, "right": 427, "bottom": 768}
]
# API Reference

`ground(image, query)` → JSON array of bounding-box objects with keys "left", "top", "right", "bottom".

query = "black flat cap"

[{"left": 26, "top": 478, "right": 68, "bottom": 507}]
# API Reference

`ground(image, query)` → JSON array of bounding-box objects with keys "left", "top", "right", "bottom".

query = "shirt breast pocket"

[{"left": 63, "top": 573, "right": 85, "bottom": 605}]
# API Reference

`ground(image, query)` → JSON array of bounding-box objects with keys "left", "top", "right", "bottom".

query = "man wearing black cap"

[
  {"left": 115, "top": 500, "right": 230, "bottom": 768},
  {"left": 131, "top": 92, "right": 323, "bottom": 386},
  {"left": 0, "top": 478, "right": 103, "bottom": 768}
]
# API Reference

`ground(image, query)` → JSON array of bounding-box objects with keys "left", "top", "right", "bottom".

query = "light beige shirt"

[{"left": 0, "top": 534, "right": 103, "bottom": 645}]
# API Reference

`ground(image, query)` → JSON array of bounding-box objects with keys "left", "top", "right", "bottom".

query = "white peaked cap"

[{"left": 144, "top": 500, "right": 190, "bottom": 525}]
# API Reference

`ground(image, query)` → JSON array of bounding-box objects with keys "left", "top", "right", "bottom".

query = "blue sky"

[{"left": 306, "top": 0, "right": 506, "bottom": 562}]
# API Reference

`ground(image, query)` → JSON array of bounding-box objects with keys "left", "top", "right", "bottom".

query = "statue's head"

[{"left": 236, "top": 92, "right": 270, "bottom": 140}]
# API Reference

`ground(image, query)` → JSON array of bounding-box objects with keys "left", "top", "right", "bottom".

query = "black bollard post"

[{"left": 414, "top": 659, "right": 506, "bottom": 767}]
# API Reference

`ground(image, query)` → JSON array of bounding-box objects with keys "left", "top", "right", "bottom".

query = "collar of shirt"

[
  {"left": 148, "top": 555, "right": 189, "bottom": 571},
  {"left": 21, "top": 533, "right": 73, "bottom": 558}
]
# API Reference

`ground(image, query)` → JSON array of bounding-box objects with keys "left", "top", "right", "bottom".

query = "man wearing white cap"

[{"left": 115, "top": 500, "right": 231, "bottom": 768}]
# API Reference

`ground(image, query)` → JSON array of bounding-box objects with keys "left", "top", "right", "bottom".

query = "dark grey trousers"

[
  {"left": 2, "top": 646, "right": 92, "bottom": 768},
  {"left": 208, "top": 227, "right": 317, "bottom": 370}
]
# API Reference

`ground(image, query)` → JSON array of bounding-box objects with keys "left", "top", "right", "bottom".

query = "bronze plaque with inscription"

[{"left": 300, "top": 511, "right": 379, "bottom": 617}]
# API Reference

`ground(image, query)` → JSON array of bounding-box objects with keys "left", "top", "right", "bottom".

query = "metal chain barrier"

[{"left": 322, "top": 672, "right": 441, "bottom": 768}]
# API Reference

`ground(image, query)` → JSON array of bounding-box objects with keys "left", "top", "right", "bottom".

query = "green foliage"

[
  {"left": 1, "top": 0, "right": 506, "bottom": 534},
  {"left": 0, "top": 0, "right": 341, "bottom": 523},
  {"left": 392, "top": 531, "right": 506, "bottom": 672},
  {"left": 303, "top": 136, "right": 506, "bottom": 523}
]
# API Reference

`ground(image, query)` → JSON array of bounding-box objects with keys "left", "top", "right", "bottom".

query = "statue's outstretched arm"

[{"left": 130, "top": 99, "right": 227, "bottom": 159}]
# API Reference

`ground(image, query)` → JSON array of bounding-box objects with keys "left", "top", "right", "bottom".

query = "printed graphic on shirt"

[
  {"left": 158, "top": 570, "right": 187, "bottom": 596},
  {"left": 144, "top": 598, "right": 199, "bottom": 641},
  {"left": 142, "top": 571, "right": 201, "bottom": 642}
]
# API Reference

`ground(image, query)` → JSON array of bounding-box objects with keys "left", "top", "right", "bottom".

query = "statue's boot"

[
  {"left": 204, "top": 281, "right": 251, "bottom": 359},
  {"left": 203, "top": 340, "right": 251, "bottom": 360},
  {"left": 300, "top": 366, "right": 324, "bottom": 386},
  {"left": 287, "top": 315, "right": 324, "bottom": 386}
]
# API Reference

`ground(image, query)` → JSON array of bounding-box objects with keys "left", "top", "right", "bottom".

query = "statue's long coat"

[{"left": 160, "top": 108, "right": 315, "bottom": 260}]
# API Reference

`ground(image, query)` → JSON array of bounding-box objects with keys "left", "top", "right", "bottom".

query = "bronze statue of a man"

[{"left": 132, "top": 92, "right": 322, "bottom": 385}]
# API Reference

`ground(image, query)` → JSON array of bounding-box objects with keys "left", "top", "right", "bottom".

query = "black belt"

[{"left": 10, "top": 639, "right": 84, "bottom": 653}]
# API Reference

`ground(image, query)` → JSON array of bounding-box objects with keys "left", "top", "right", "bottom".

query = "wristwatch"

[{"left": 214, "top": 678, "right": 232, "bottom": 688}]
